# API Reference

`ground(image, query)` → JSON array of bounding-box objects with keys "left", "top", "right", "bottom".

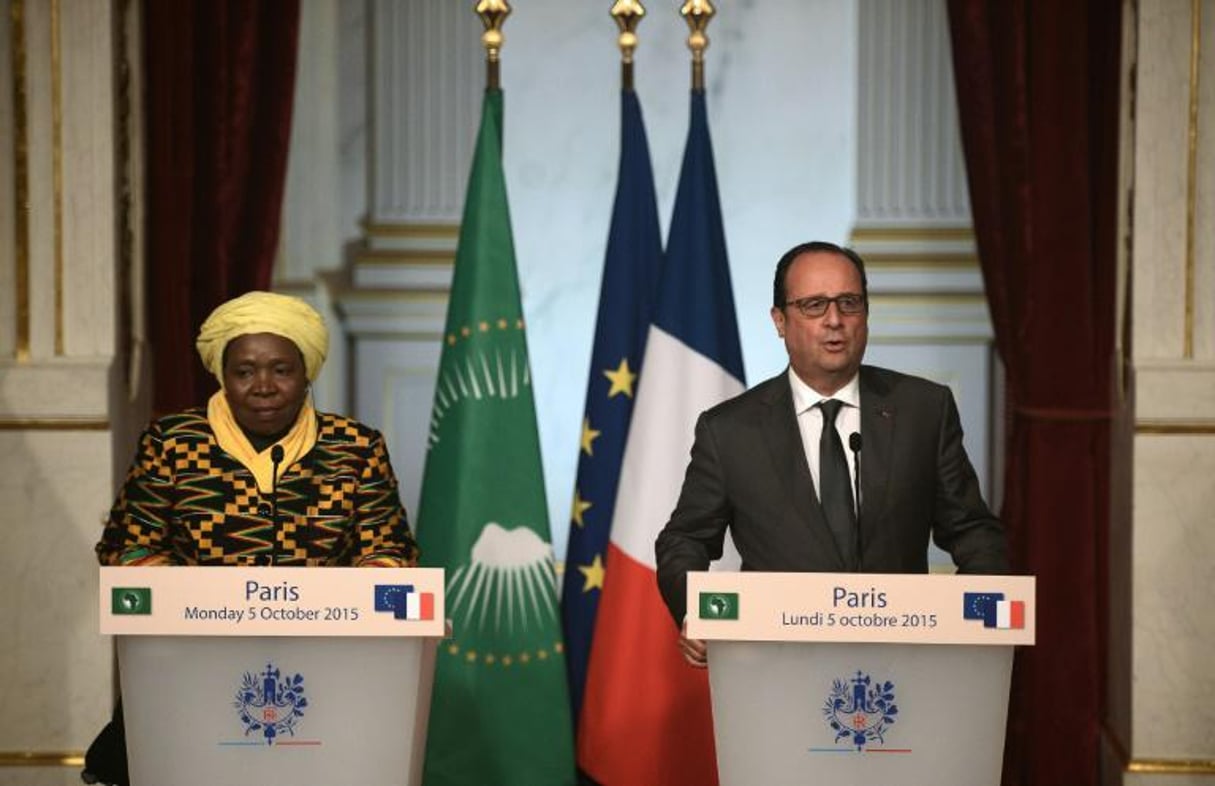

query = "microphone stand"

[
  {"left": 269, "top": 444, "right": 284, "bottom": 566},
  {"left": 848, "top": 432, "right": 862, "bottom": 570}
]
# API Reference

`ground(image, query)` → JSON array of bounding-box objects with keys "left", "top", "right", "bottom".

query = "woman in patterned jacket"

[{"left": 96, "top": 291, "right": 418, "bottom": 568}]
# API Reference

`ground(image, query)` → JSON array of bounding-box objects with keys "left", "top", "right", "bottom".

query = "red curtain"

[
  {"left": 947, "top": 2, "right": 1120, "bottom": 785},
  {"left": 144, "top": 0, "right": 301, "bottom": 414}
]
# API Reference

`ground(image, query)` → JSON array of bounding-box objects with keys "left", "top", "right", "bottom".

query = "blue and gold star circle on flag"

[{"left": 560, "top": 89, "right": 665, "bottom": 733}]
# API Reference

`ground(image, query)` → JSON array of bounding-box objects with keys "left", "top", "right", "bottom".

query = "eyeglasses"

[{"left": 783, "top": 293, "right": 867, "bottom": 318}]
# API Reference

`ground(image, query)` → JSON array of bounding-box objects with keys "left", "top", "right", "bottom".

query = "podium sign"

[
  {"left": 101, "top": 566, "right": 445, "bottom": 637},
  {"left": 687, "top": 572, "right": 1034, "bottom": 786},
  {"left": 100, "top": 567, "right": 444, "bottom": 786}
]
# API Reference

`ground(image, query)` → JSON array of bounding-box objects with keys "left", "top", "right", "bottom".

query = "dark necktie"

[{"left": 818, "top": 399, "right": 857, "bottom": 570}]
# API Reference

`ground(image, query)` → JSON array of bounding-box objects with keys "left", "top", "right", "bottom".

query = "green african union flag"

[{"left": 416, "top": 89, "right": 574, "bottom": 786}]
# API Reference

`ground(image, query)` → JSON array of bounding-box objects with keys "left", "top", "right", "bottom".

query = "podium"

[
  {"left": 687, "top": 572, "right": 1034, "bottom": 786},
  {"left": 100, "top": 566, "right": 445, "bottom": 786}
]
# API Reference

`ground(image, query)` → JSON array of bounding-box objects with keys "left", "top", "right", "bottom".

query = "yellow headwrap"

[{"left": 195, "top": 291, "right": 329, "bottom": 384}]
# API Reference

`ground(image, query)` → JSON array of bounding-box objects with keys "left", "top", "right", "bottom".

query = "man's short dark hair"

[{"left": 772, "top": 241, "right": 869, "bottom": 309}]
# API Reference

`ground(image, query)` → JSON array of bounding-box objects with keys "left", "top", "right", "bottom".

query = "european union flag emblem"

[
  {"left": 375, "top": 584, "right": 413, "bottom": 619},
  {"left": 963, "top": 592, "right": 1004, "bottom": 627}
]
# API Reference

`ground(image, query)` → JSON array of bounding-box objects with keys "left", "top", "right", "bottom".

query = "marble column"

[
  {"left": 0, "top": 0, "right": 148, "bottom": 783},
  {"left": 1104, "top": 1, "right": 1215, "bottom": 784},
  {"left": 850, "top": 0, "right": 996, "bottom": 512},
  {"left": 335, "top": 1, "right": 482, "bottom": 518}
]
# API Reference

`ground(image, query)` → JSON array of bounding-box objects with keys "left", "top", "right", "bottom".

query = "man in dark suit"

[{"left": 655, "top": 241, "right": 1008, "bottom": 666}]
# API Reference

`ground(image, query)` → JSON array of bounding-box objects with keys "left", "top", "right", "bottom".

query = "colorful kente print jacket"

[{"left": 97, "top": 409, "right": 419, "bottom": 567}]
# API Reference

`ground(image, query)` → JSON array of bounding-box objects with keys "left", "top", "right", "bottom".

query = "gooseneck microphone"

[
  {"left": 270, "top": 444, "right": 285, "bottom": 526},
  {"left": 848, "top": 432, "right": 862, "bottom": 569}
]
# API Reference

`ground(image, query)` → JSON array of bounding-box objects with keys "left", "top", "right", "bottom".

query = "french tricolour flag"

[
  {"left": 995, "top": 599, "right": 1025, "bottom": 629},
  {"left": 406, "top": 591, "right": 435, "bottom": 621},
  {"left": 578, "top": 90, "right": 743, "bottom": 786}
]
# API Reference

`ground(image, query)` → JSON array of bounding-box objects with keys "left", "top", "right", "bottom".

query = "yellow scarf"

[{"left": 206, "top": 391, "right": 318, "bottom": 494}]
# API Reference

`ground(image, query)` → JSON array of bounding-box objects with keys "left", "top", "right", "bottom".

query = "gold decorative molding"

[
  {"left": 1183, "top": 0, "right": 1201, "bottom": 359},
  {"left": 51, "top": 0, "right": 63, "bottom": 355},
  {"left": 362, "top": 221, "right": 460, "bottom": 239},
  {"left": 336, "top": 289, "right": 451, "bottom": 305},
  {"left": 11, "top": 0, "right": 31, "bottom": 362},
  {"left": 0, "top": 751, "right": 84, "bottom": 767},
  {"left": 1135, "top": 420, "right": 1215, "bottom": 435},
  {"left": 862, "top": 253, "right": 979, "bottom": 269},
  {"left": 116, "top": 0, "right": 141, "bottom": 402},
  {"left": 1128, "top": 757, "right": 1215, "bottom": 775},
  {"left": 0, "top": 417, "right": 111, "bottom": 431},
  {"left": 850, "top": 226, "right": 975, "bottom": 243},
  {"left": 351, "top": 330, "right": 446, "bottom": 342},
  {"left": 870, "top": 292, "right": 986, "bottom": 306},
  {"left": 869, "top": 335, "right": 993, "bottom": 346},
  {"left": 1104, "top": 722, "right": 1215, "bottom": 774},
  {"left": 356, "top": 249, "right": 455, "bottom": 267}
]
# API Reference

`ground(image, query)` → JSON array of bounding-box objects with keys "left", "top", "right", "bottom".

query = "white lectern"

[
  {"left": 687, "top": 572, "right": 1034, "bottom": 786},
  {"left": 100, "top": 566, "right": 444, "bottom": 786}
]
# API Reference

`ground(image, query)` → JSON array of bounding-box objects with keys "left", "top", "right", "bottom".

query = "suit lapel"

[
  {"left": 859, "top": 367, "right": 895, "bottom": 561},
  {"left": 760, "top": 373, "right": 846, "bottom": 568}
]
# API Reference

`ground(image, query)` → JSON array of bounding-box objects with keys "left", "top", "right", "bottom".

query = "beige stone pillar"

[
  {"left": 1105, "top": 1, "right": 1215, "bottom": 784},
  {"left": 0, "top": 0, "right": 147, "bottom": 782}
]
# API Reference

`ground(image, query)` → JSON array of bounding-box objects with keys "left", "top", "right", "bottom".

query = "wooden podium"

[
  {"left": 100, "top": 566, "right": 445, "bottom": 786},
  {"left": 687, "top": 572, "right": 1035, "bottom": 786}
]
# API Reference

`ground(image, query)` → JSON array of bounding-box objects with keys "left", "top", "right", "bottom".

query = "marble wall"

[{"left": 1103, "top": 0, "right": 1215, "bottom": 783}]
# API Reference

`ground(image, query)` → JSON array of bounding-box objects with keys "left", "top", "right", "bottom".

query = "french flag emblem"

[
  {"left": 374, "top": 584, "right": 435, "bottom": 621},
  {"left": 963, "top": 592, "right": 1025, "bottom": 629},
  {"left": 994, "top": 599, "right": 1025, "bottom": 629}
]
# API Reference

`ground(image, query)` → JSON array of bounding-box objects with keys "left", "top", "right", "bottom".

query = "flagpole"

[
  {"left": 611, "top": 0, "right": 646, "bottom": 92},
  {"left": 680, "top": 0, "right": 715, "bottom": 91},
  {"left": 475, "top": 0, "right": 511, "bottom": 90}
]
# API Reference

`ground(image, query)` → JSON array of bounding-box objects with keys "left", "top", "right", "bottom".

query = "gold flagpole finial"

[
  {"left": 680, "top": 0, "right": 715, "bottom": 91},
  {"left": 476, "top": 0, "right": 511, "bottom": 89},
  {"left": 611, "top": 1, "right": 646, "bottom": 90}
]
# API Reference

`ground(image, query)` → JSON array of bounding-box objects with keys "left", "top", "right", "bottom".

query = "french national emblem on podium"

[
  {"left": 231, "top": 663, "right": 316, "bottom": 747},
  {"left": 816, "top": 671, "right": 907, "bottom": 754}
]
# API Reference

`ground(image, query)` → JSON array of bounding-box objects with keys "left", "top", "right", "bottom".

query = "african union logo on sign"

[
  {"left": 698, "top": 591, "right": 738, "bottom": 620},
  {"left": 822, "top": 671, "right": 899, "bottom": 750},
  {"left": 234, "top": 664, "right": 309, "bottom": 745},
  {"left": 111, "top": 587, "right": 151, "bottom": 615}
]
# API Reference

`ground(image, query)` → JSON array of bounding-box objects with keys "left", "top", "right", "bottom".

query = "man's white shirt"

[{"left": 787, "top": 367, "right": 861, "bottom": 513}]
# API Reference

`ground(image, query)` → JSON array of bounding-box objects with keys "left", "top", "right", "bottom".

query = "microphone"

[
  {"left": 270, "top": 445, "right": 285, "bottom": 526},
  {"left": 848, "top": 432, "right": 862, "bottom": 570}
]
